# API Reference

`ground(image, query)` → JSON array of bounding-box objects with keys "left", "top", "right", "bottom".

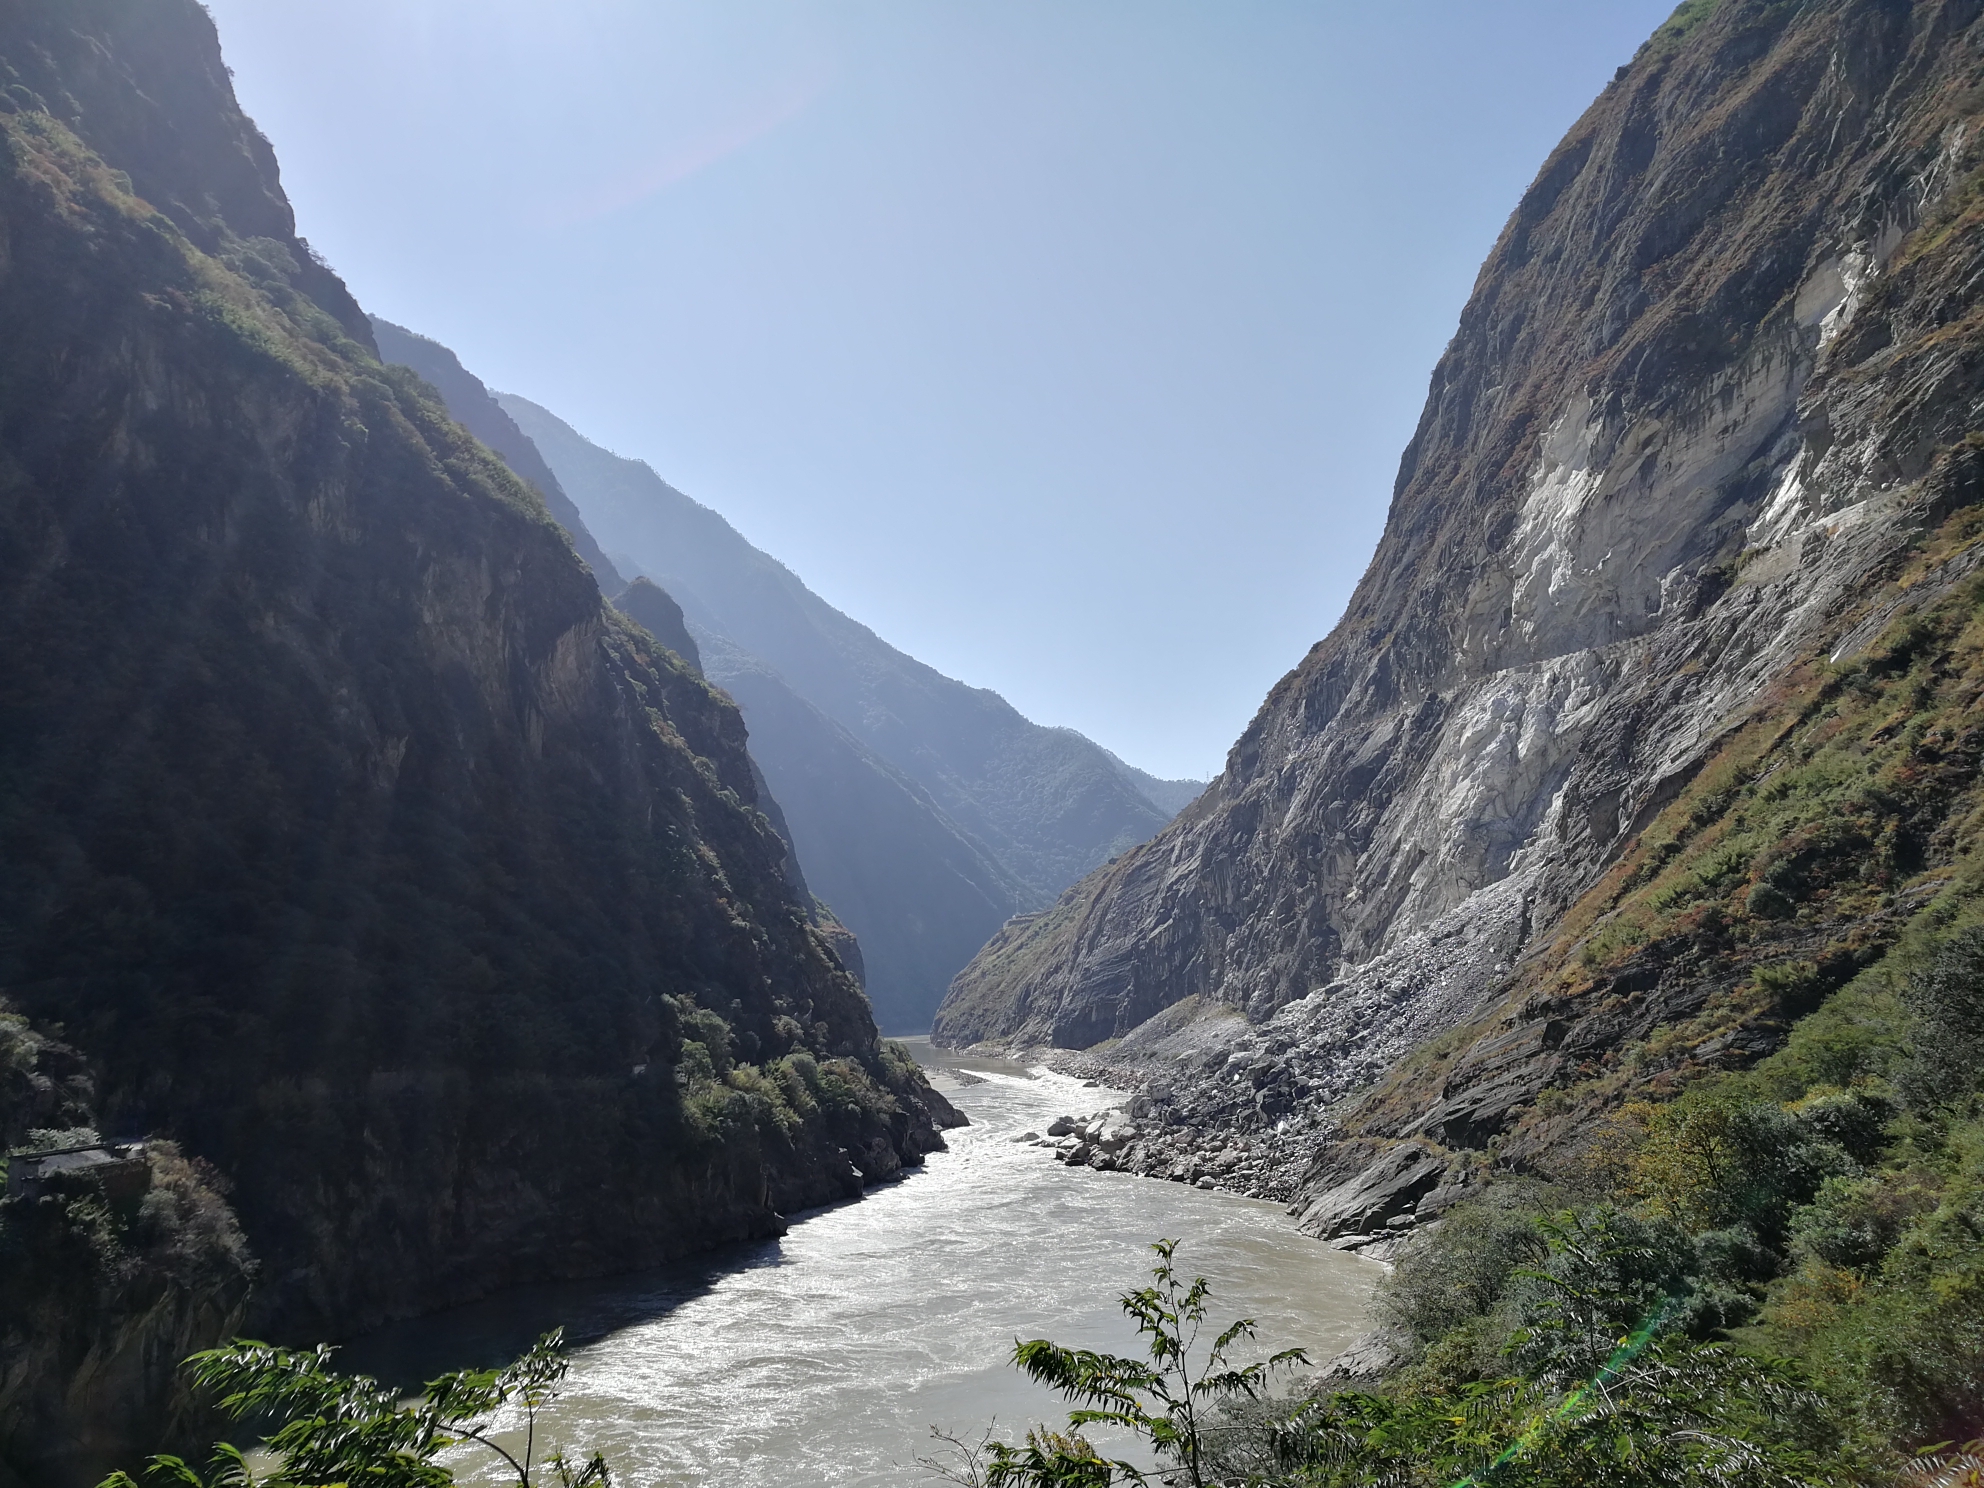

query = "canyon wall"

[
  {"left": 0, "top": 3, "right": 952, "bottom": 1477},
  {"left": 939, "top": 0, "right": 1984, "bottom": 1208}
]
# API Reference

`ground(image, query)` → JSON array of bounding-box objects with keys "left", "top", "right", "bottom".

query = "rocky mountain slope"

[
  {"left": 501, "top": 392, "right": 1201, "bottom": 1029},
  {"left": 0, "top": 2, "right": 953, "bottom": 1478},
  {"left": 362, "top": 328, "right": 877, "bottom": 1005},
  {"left": 368, "top": 318, "right": 625, "bottom": 591},
  {"left": 937, "top": 0, "right": 1984, "bottom": 1214}
]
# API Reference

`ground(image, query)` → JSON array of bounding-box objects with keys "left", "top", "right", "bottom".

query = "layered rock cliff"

[
  {"left": 0, "top": 1, "right": 953, "bottom": 1475},
  {"left": 938, "top": 0, "right": 1984, "bottom": 1206}
]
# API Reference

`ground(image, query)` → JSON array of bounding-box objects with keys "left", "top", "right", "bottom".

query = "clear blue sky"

[{"left": 204, "top": 0, "right": 1678, "bottom": 781}]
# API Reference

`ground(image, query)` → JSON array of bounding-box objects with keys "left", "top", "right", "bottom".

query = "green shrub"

[
  {"left": 679, "top": 1006, "right": 735, "bottom": 1079},
  {"left": 1751, "top": 984, "right": 1911, "bottom": 1099},
  {"left": 1898, "top": 927, "right": 1984, "bottom": 1110},
  {"left": 1628, "top": 1085, "right": 1854, "bottom": 1242},
  {"left": 1376, "top": 1188, "right": 1550, "bottom": 1349},
  {"left": 102, "top": 1329, "right": 610, "bottom": 1488},
  {"left": 1789, "top": 1171, "right": 1936, "bottom": 1272}
]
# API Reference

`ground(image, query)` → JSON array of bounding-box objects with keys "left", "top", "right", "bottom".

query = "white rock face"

[
  {"left": 935, "top": 3, "right": 1984, "bottom": 1080},
  {"left": 1352, "top": 652, "right": 1611, "bottom": 946}
]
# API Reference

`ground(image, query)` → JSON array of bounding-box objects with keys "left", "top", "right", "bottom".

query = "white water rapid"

[{"left": 341, "top": 1040, "right": 1380, "bottom": 1486}]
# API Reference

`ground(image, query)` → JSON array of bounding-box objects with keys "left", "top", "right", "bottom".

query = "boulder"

[
  {"left": 1318, "top": 1329, "right": 1410, "bottom": 1381},
  {"left": 1293, "top": 1143, "right": 1447, "bottom": 1240}
]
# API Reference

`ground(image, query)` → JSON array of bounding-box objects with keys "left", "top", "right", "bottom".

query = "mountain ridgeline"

[
  {"left": 492, "top": 392, "right": 1202, "bottom": 1031},
  {"left": 366, "top": 319, "right": 625, "bottom": 592},
  {"left": 353, "top": 324, "right": 1201, "bottom": 1034},
  {"left": 0, "top": 2, "right": 956, "bottom": 1480}
]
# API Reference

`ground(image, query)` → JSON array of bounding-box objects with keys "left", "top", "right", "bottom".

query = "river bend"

[{"left": 343, "top": 1040, "right": 1380, "bottom": 1486}]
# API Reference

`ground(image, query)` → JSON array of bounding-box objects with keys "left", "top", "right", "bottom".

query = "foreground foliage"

[
  {"left": 1350, "top": 921, "right": 1984, "bottom": 1484},
  {"left": 99, "top": 1330, "right": 609, "bottom": 1488},
  {"left": 939, "top": 1233, "right": 1847, "bottom": 1487},
  {"left": 927, "top": 1240, "right": 1306, "bottom": 1486}
]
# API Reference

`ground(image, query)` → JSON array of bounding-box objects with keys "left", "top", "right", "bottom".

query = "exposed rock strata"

[{"left": 941, "top": 0, "right": 1984, "bottom": 1230}]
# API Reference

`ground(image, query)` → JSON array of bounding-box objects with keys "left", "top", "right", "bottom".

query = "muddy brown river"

[{"left": 342, "top": 1039, "right": 1380, "bottom": 1486}]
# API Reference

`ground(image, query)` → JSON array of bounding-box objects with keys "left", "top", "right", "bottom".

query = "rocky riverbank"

[{"left": 995, "top": 1037, "right": 1455, "bottom": 1266}]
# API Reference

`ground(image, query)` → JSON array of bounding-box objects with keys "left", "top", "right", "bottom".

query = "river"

[{"left": 342, "top": 1039, "right": 1380, "bottom": 1486}]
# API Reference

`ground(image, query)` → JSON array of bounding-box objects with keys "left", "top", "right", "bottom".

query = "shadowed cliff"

[
  {"left": 500, "top": 392, "right": 1200, "bottom": 1030},
  {"left": 0, "top": 3, "right": 953, "bottom": 1478}
]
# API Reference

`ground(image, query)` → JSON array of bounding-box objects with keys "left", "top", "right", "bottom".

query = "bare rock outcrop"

[{"left": 937, "top": 0, "right": 1984, "bottom": 1221}]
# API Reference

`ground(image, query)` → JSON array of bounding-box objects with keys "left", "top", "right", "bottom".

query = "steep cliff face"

[
  {"left": 360, "top": 334, "right": 874, "bottom": 997},
  {"left": 0, "top": 0, "right": 951, "bottom": 1438},
  {"left": 369, "top": 317, "right": 625, "bottom": 593},
  {"left": 938, "top": 0, "right": 1984, "bottom": 1081},
  {"left": 502, "top": 393, "right": 1198, "bottom": 1029}
]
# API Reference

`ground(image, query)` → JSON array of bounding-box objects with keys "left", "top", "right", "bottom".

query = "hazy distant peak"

[
  {"left": 499, "top": 391, "right": 1208, "bottom": 792},
  {"left": 508, "top": 385, "right": 1198, "bottom": 1028},
  {"left": 496, "top": 392, "right": 724, "bottom": 520},
  {"left": 1091, "top": 741, "right": 1207, "bottom": 816}
]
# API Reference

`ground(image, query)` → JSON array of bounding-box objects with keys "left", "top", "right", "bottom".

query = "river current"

[{"left": 343, "top": 1040, "right": 1379, "bottom": 1486}]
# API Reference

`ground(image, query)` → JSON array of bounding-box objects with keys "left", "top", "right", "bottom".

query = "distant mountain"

[
  {"left": 1095, "top": 744, "right": 1204, "bottom": 817},
  {"left": 698, "top": 633, "right": 1034, "bottom": 1031},
  {"left": 498, "top": 393, "right": 1202, "bottom": 1025}
]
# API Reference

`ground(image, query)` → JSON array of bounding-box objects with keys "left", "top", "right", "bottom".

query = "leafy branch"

[
  {"left": 99, "top": 1329, "right": 610, "bottom": 1488},
  {"left": 939, "top": 1239, "right": 1308, "bottom": 1487}
]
